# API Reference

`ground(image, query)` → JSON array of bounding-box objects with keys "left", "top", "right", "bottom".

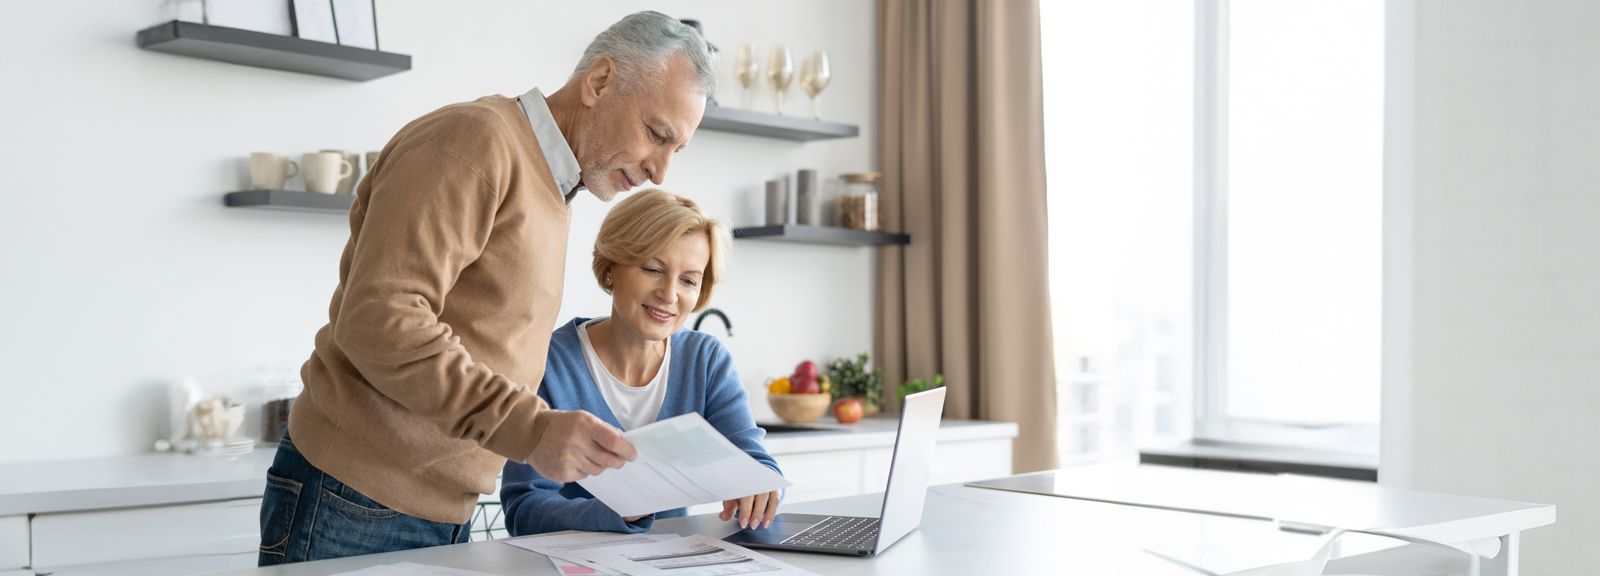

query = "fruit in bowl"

[
  {"left": 765, "top": 362, "right": 833, "bottom": 423},
  {"left": 768, "top": 391, "right": 832, "bottom": 423}
]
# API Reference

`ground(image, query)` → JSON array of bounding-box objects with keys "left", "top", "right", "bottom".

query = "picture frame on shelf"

[
  {"left": 331, "top": 0, "right": 378, "bottom": 50},
  {"left": 290, "top": 0, "right": 338, "bottom": 44}
]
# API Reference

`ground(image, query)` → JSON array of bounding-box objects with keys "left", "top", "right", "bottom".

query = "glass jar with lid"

[{"left": 838, "top": 172, "right": 881, "bottom": 231}]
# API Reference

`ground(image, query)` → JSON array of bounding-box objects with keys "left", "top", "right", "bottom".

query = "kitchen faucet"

[{"left": 693, "top": 308, "right": 732, "bottom": 337}]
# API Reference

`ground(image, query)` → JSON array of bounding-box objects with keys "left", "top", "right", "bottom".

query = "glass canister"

[{"left": 838, "top": 172, "right": 881, "bottom": 231}]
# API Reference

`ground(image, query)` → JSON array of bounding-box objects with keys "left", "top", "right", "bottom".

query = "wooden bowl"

[{"left": 768, "top": 393, "right": 833, "bottom": 423}]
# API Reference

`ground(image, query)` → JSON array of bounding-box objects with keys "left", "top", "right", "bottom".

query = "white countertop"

[
  {"left": 757, "top": 415, "right": 1018, "bottom": 455},
  {"left": 0, "top": 448, "right": 277, "bottom": 516},
  {"left": 0, "top": 416, "right": 1017, "bottom": 517}
]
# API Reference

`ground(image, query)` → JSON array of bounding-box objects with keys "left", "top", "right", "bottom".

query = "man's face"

[{"left": 577, "top": 55, "right": 708, "bottom": 201}]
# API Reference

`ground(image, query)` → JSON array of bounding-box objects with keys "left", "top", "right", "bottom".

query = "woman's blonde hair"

[{"left": 593, "top": 189, "right": 730, "bottom": 312}]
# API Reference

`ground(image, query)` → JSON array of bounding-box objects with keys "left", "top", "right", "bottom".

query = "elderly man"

[{"left": 257, "top": 11, "right": 713, "bottom": 565}]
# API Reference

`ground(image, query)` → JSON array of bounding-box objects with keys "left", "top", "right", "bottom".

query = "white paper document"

[
  {"left": 577, "top": 413, "right": 792, "bottom": 517},
  {"left": 504, "top": 532, "right": 678, "bottom": 575},
  {"left": 569, "top": 534, "right": 819, "bottom": 576}
]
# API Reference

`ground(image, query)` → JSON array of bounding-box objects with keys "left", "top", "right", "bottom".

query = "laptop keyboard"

[{"left": 780, "top": 516, "right": 880, "bottom": 550}]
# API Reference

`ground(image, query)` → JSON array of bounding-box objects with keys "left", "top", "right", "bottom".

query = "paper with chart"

[
  {"left": 567, "top": 534, "right": 820, "bottom": 576},
  {"left": 577, "top": 413, "right": 791, "bottom": 517},
  {"left": 503, "top": 532, "right": 679, "bottom": 575}
]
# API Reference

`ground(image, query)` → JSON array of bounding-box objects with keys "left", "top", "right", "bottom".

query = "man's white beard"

[{"left": 577, "top": 107, "right": 636, "bottom": 202}]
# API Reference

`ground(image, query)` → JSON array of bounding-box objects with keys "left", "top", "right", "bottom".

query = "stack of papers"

[
  {"left": 507, "top": 532, "right": 819, "bottom": 576},
  {"left": 577, "top": 413, "right": 792, "bottom": 517}
]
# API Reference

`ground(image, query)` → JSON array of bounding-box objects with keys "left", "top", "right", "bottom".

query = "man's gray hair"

[{"left": 570, "top": 11, "right": 717, "bottom": 97}]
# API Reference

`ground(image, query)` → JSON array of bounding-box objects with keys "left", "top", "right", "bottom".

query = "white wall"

[
  {"left": 0, "top": 1, "right": 877, "bottom": 465},
  {"left": 1382, "top": 1, "right": 1600, "bottom": 573}
]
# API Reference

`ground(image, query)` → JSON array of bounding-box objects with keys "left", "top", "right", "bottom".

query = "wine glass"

[
  {"left": 800, "top": 51, "right": 832, "bottom": 120},
  {"left": 734, "top": 45, "right": 760, "bottom": 109},
  {"left": 766, "top": 45, "right": 794, "bottom": 115}
]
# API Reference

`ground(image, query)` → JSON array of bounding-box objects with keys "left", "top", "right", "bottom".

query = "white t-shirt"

[{"left": 576, "top": 318, "right": 670, "bottom": 431}]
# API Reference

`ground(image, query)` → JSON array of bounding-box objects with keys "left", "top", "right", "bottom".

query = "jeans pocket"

[
  {"left": 308, "top": 486, "right": 455, "bottom": 561},
  {"left": 257, "top": 470, "right": 302, "bottom": 564}
]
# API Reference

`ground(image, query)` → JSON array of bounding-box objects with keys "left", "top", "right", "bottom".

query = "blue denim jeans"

[{"left": 258, "top": 432, "right": 472, "bottom": 566}]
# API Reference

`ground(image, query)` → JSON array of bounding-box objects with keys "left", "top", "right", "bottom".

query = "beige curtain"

[{"left": 876, "top": 0, "right": 1057, "bottom": 473}]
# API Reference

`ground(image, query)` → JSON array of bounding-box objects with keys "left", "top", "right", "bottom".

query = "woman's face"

[{"left": 607, "top": 231, "right": 710, "bottom": 343}]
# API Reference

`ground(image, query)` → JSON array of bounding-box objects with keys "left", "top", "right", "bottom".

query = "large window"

[
  {"left": 1044, "top": 0, "right": 1384, "bottom": 464},
  {"left": 1042, "top": 1, "right": 1195, "bottom": 465}
]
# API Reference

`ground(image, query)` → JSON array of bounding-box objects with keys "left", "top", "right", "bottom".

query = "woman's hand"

[
  {"left": 623, "top": 513, "right": 649, "bottom": 522},
  {"left": 719, "top": 490, "right": 781, "bottom": 529}
]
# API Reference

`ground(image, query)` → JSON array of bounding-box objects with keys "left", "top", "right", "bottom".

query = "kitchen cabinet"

[
  {"left": 31, "top": 498, "right": 260, "bottom": 573},
  {"left": 0, "top": 516, "right": 26, "bottom": 571}
]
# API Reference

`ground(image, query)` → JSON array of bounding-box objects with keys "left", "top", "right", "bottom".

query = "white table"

[
  {"left": 210, "top": 464, "right": 1557, "bottom": 576},
  {"left": 967, "top": 463, "right": 1556, "bottom": 576}
]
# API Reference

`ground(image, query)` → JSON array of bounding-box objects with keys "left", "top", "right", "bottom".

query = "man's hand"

[
  {"left": 719, "top": 490, "right": 781, "bottom": 529},
  {"left": 524, "top": 410, "right": 637, "bottom": 483}
]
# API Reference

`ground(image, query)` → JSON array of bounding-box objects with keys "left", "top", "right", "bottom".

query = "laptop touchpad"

[{"left": 751, "top": 520, "right": 812, "bottom": 537}]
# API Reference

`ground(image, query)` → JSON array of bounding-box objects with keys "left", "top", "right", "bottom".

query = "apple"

[
  {"left": 833, "top": 398, "right": 864, "bottom": 424},
  {"left": 792, "top": 374, "right": 819, "bottom": 394},
  {"left": 792, "top": 360, "right": 818, "bottom": 381},
  {"left": 791, "top": 361, "right": 820, "bottom": 394}
]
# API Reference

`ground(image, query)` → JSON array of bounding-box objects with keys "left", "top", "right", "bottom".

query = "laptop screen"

[{"left": 872, "top": 387, "right": 947, "bottom": 552}]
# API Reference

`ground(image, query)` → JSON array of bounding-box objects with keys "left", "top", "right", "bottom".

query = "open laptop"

[{"left": 723, "top": 387, "right": 946, "bottom": 556}]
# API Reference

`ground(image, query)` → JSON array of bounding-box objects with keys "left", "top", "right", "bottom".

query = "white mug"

[
  {"left": 302, "top": 152, "right": 354, "bottom": 194},
  {"left": 249, "top": 152, "right": 299, "bottom": 190},
  {"left": 320, "top": 149, "right": 362, "bottom": 195}
]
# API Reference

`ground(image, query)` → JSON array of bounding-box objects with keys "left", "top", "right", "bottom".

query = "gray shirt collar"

[{"left": 516, "top": 87, "right": 582, "bottom": 204}]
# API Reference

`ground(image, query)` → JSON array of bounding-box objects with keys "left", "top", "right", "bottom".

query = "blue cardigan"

[{"left": 500, "top": 317, "right": 781, "bottom": 535}]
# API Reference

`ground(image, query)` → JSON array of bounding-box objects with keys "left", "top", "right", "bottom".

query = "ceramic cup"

[
  {"left": 765, "top": 179, "right": 789, "bottom": 225},
  {"left": 249, "top": 152, "right": 299, "bottom": 190},
  {"left": 319, "top": 149, "right": 362, "bottom": 195},
  {"left": 303, "top": 152, "right": 354, "bottom": 194}
]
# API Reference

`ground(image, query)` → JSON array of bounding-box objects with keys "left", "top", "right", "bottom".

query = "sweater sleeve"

[
  {"left": 500, "top": 460, "right": 653, "bottom": 535},
  {"left": 331, "top": 129, "right": 551, "bottom": 463},
  {"left": 699, "top": 340, "right": 783, "bottom": 480}
]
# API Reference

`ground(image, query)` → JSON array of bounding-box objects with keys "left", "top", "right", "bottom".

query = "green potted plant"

[
  {"left": 828, "top": 352, "right": 883, "bottom": 417},
  {"left": 897, "top": 374, "right": 944, "bottom": 404}
]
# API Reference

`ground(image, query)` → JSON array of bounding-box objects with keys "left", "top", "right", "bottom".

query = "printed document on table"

[
  {"left": 577, "top": 413, "right": 792, "bottom": 517},
  {"left": 504, "top": 531, "right": 677, "bottom": 574},
  {"left": 569, "top": 534, "right": 820, "bottom": 576}
]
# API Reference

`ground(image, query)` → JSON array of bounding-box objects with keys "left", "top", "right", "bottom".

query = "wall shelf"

[
  {"left": 733, "top": 224, "right": 908, "bottom": 246},
  {"left": 698, "top": 102, "right": 860, "bottom": 141},
  {"left": 136, "top": 20, "right": 411, "bottom": 81},
  {"left": 224, "top": 190, "right": 353, "bottom": 213}
]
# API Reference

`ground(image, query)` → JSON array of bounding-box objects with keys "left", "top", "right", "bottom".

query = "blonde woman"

[{"left": 501, "top": 190, "right": 782, "bottom": 534}]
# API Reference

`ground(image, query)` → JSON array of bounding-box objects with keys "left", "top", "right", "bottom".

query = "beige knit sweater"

[{"left": 289, "top": 95, "right": 568, "bottom": 524}]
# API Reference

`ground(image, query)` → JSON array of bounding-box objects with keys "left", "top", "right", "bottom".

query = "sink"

[{"left": 756, "top": 423, "right": 837, "bottom": 434}]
